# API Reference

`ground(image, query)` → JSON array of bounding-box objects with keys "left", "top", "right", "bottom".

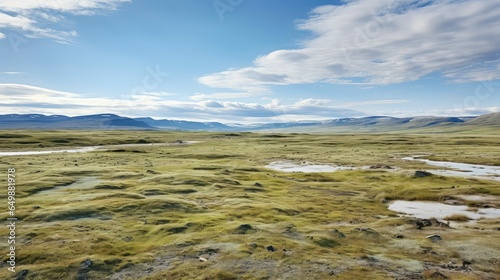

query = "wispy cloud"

[
  {"left": 1, "top": 71, "right": 21, "bottom": 75},
  {"left": 199, "top": 0, "right": 500, "bottom": 91},
  {"left": 370, "top": 107, "right": 500, "bottom": 118},
  {"left": 0, "top": 83, "right": 365, "bottom": 123},
  {"left": 190, "top": 92, "right": 263, "bottom": 101},
  {"left": 0, "top": 0, "right": 130, "bottom": 43},
  {"left": 431, "top": 107, "right": 500, "bottom": 116},
  {"left": 342, "top": 99, "right": 411, "bottom": 108}
]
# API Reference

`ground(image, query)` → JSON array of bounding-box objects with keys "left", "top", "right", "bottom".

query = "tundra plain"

[{"left": 0, "top": 130, "right": 499, "bottom": 279}]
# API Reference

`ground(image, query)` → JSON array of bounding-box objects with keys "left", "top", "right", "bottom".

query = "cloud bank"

[
  {"left": 199, "top": 0, "right": 500, "bottom": 91},
  {"left": 0, "top": 84, "right": 365, "bottom": 123},
  {"left": 1, "top": 84, "right": 496, "bottom": 122}
]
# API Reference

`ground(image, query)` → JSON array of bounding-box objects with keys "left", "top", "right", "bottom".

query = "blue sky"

[{"left": 0, "top": 0, "right": 499, "bottom": 123}]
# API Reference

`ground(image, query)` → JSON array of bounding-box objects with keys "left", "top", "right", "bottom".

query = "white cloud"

[
  {"left": 0, "top": 0, "right": 130, "bottom": 13},
  {"left": 0, "top": 83, "right": 364, "bottom": 123},
  {"left": 1, "top": 84, "right": 497, "bottom": 122},
  {"left": 0, "top": 12, "right": 34, "bottom": 30},
  {"left": 1, "top": 71, "right": 21, "bottom": 75},
  {"left": 129, "top": 91, "right": 177, "bottom": 102},
  {"left": 369, "top": 107, "right": 500, "bottom": 118},
  {"left": 433, "top": 107, "right": 500, "bottom": 116},
  {"left": 0, "top": 0, "right": 130, "bottom": 43},
  {"left": 190, "top": 92, "right": 263, "bottom": 101},
  {"left": 342, "top": 99, "right": 411, "bottom": 108},
  {"left": 199, "top": 0, "right": 500, "bottom": 91},
  {"left": 0, "top": 31, "right": 5, "bottom": 39}
]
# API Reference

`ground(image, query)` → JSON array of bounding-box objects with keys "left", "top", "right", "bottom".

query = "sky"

[{"left": 0, "top": 0, "right": 499, "bottom": 123}]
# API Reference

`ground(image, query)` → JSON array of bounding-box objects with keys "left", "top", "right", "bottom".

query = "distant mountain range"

[
  {"left": 0, "top": 112, "right": 499, "bottom": 132},
  {"left": 0, "top": 114, "right": 153, "bottom": 130}
]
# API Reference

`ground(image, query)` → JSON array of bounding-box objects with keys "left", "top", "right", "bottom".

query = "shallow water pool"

[
  {"left": 403, "top": 156, "right": 500, "bottom": 181},
  {"left": 388, "top": 200, "right": 500, "bottom": 221},
  {"left": 265, "top": 161, "right": 352, "bottom": 172}
]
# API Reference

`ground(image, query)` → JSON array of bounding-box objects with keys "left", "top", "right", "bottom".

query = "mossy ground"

[{"left": 0, "top": 131, "right": 498, "bottom": 279}]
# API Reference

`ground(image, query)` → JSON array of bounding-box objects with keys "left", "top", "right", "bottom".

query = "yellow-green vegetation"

[
  {"left": 444, "top": 214, "right": 471, "bottom": 222},
  {"left": 0, "top": 130, "right": 499, "bottom": 279}
]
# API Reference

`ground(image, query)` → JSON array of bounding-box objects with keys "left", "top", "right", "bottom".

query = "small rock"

[
  {"left": 81, "top": 259, "right": 92, "bottom": 269},
  {"left": 462, "top": 260, "right": 472, "bottom": 266},
  {"left": 330, "top": 229, "right": 346, "bottom": 238},
  {"left": 369, "top": 164, "right": 392, "bottom": 169},
  {"left": 168, "top": 227, "right": 187, "bottom": 234},
  {"left": 200, "top": 248, "right": 219, "bottom": 255},
  {"left": 16, "top": 269, "right": 28, "bottom": 279},
  {"left": 253, "top": 182, "right": 263, "bottom": 187},
  {"left": 77, "top": 259, "right": 93, "bottom": 279},
  {"left": 198, "top": 257, "right": 208, "bottom": 262},
  {"left": 416, "top": 218, "right": 432, "bottom": 229},
  {"left": 394, "top": 234, "right": 404, "bottom": 239},
  {"left": 412, "top": 170, "right": 433, "bottom": 178},
  {"left": 360, "top": 255, "right": 378, "bottom": 262},
  {"left": 421, "top": 219, "right": 433, "bottom": 227},
  {"left": 426, "top": 234, "right": 442, "bottom": 242},
  {"left": 266, "top": 245, "right": 276, "bottom": 252},
  {"left": 234, "top": 224, "right": 254, "bottom": 234},
  {"left": 248, "top": 242, "right": 258, "bottom": 249},
  {"left": 428, "top": 218, "right": 445, "bottom": 226}
]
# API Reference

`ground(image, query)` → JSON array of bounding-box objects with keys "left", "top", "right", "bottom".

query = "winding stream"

[
  {"left": 0, "top": 142, "right": 197, "bottom": 157},
  {"left": 0, "top": 146, "right": 101, "bottom": 156}
]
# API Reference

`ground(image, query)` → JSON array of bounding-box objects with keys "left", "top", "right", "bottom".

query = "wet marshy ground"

[{"left": 0, "top": 131, "right": 498, "bottom": 279}]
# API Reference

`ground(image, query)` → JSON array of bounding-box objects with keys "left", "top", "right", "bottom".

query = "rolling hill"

[
  {"left": 0, "top": 112, "right": 498, "bottom": 132},
  {"left": 463, "top": 112, "right": 500, "bottom": 126},
  {"left": 0, "top": 114, "right": 154, "bottom": 130}
]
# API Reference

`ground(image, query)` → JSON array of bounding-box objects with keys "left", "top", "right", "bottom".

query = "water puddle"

[
  {"left": 265, "top": 161, "right": 353, "bottom": 173},
  {"left": 0, "top": 146, "right": 101, "bottom": 156},
  {"left": 0, "top": 142, "right": 200, "bottom": 157},
  {"left": 456, "top": 194, "right": 499, "bottom": 202},
  {"left": 25, "top": 177, "right": 104, "bottom": 203},
  {"left": 36, "top": 177, "right": 102, "bottom": 195},
  {"left": 388, "top": 200, "right": 500, "bottom": 222},
  {"left": 403, "top": 156, "right": 500, "bottom": 181}
]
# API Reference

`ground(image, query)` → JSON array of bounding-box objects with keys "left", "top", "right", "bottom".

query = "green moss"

[
  {"left": 0, "top": 131, "right": 499, "bottom": 279},
  {"left": 314, "top": 238, "right": 340, "bottom": 248}
]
